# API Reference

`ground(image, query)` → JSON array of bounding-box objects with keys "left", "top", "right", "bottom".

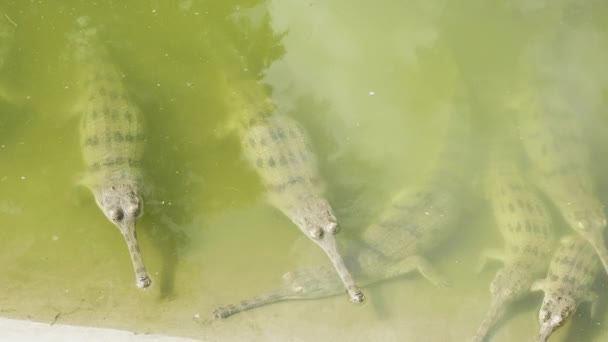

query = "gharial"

[
  {"left": 219, "top": 78, "right": 363, "bottom": 303},
  {"left": 213, "top": 99, "right": 472, "bottom": 319},
  {"left": 68, "top": 16, "right": 151, "bottom": 289}
]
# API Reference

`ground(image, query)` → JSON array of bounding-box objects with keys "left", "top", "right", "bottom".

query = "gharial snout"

[
  {"left": 137, "top": 275, "right": 152, "bottom": 288},
  {"left": 537, "top": 323, "right": 555, "bottom": 342},
  {"left": 350, "top": 291, "right": 365, "bottom": 303}
]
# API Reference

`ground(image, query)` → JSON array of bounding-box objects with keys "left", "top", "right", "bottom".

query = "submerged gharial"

[
  {"left": 472, "top": 130, "right": 554, "bottom": 342},
  {"left": 513, "top": 83, "right": 608, "bottom": 277},
  {"left": 532, "top": 235, "right": 600, "bottom": 342},
  {"left": 220, "top": 78, "right": 363, "bottom": 303},
  {"left": 213, "top": 102, "right": 472, "bottom": 319},
  {"left": 68, "top": 16, "right": 151, "bottom": 288}
]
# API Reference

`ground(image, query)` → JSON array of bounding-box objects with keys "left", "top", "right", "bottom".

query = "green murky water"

[{"left": 1, "top": 0, "right": 608, "bottom": 341}]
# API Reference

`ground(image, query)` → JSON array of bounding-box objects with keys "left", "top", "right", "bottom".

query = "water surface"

[{"left": 1, "top": 0, "right": 607, "bottom": 341}]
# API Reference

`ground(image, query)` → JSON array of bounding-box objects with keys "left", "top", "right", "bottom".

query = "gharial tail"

[
  {"left": 212, "top": 290, "right": 290, "bottom": 319},
  {"left": 471, "top": 299, "right": 506, "bottom": 342},
  {"left": 212, "top": 263, "right": 354, "bottom": 319}
]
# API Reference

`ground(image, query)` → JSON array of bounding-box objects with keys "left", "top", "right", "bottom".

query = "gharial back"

[
  {"left": 363, "top": 183, "right": 459, "bottom": 260},
  {"left": 72, "top": 24, "right": 145, "bottom": 187},
  {"left": 485, "top": 147, "right": 554, "bottom": 261},
  {"left": 241, "top": 113, "right": 324, "bottom": 208},
  {"left": 78, "top": 66, "right": 145, "bottom": 186},
  {"left": 516, "top": 90, "right": 592, "bottom": 192},
  {"left": 513, "top": 79, "right": 608, "bottom": 276},
  {"left": 544, "top": 235, "right": 599, "bottom": 296},
  {"left": 361, "top": 108, "right": 471, "bottom": 261}
]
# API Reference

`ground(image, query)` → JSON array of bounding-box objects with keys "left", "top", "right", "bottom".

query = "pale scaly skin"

[
  {"left": 213, "top": 109, "right": 471, "bottom": 318},
  {"left": 513, "top": 85, "right": 608, "bottom": 277},
  {"left": 70, "top": 17, "right": 151, "bottom": 289},
  {"left": 222, "top": 78, "right": 363, "bottom": 303},
  {"left": 472, "top": 141, "right": 554, "bottom": 342},
  {"left": 532, "top": 235, "right": 600, "bottom": 342},
  {"left": 355, "top": 107, "right": 471, "bottom": 289}
]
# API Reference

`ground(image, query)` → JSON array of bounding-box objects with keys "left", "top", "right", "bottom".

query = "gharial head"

[
  {"left": 93, "top": 182, "right": 150, "bottom": 288},
  {"left": 94, "top": 183, "right": 143, "bottom": 228},
  {"left": 537, "top": 293, "right": 578, "bottom": 342},
  {"left": 291, "top": 197, "right": 339, "bottom": 240}
]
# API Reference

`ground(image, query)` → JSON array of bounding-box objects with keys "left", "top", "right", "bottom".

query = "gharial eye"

[
  {"left": 112, "top": 209, "right": 124, "bottom": 222},
  {"left": 133, "top": 204, "right": 143, "bottom": 219}
]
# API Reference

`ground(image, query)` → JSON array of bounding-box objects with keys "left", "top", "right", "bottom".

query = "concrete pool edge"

[{"left": 0, "top": 318, "right": 204, "bottom": 342}]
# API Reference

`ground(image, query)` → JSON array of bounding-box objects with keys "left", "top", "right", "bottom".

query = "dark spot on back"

[
  {"left": 84, "top": 135, "right": 99, "bottom": 146},
  {"left": 279, "top": 155, "right": 287, "bottom": 166},
  {"left": 114, "top": 131, "right": 124, "bottom": 142},
  {"left": 270, "top": 129, "right": 279, "bottom": 141},
  {"left": 277, "top": 128, "right": 286, "bottom": 140}
]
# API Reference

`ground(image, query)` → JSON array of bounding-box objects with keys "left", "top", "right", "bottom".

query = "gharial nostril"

[
  {"left": 136, "top": 276, "right": 152, "bottom": 289},
  {"left": 351, "top": 291, "right": 365, "bottom": 304}
]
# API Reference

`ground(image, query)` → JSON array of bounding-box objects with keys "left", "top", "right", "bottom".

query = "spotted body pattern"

[
  {"left": 356, "top": 106, "right": 472, "bottom": 281},
  {"left": 351, "top": 180, "right": 464, "bottom": 293},
  {"left": 220, "top": 78, "right": 362, "bottom": 303},
  {"left": 472, "top": 142, "right": 554, "bottom": 342},
  {"left": 514, "top": 86, "right": 608, "bottom": 277},
  {"left": 212, "top": 108, "right": 471, "bottom": 318},
  {"left": 70, "top": 17, "right": 150, "bottom": 289},
  {"left": 532, "top": 235, "right": 600, "bottom": 342}
]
